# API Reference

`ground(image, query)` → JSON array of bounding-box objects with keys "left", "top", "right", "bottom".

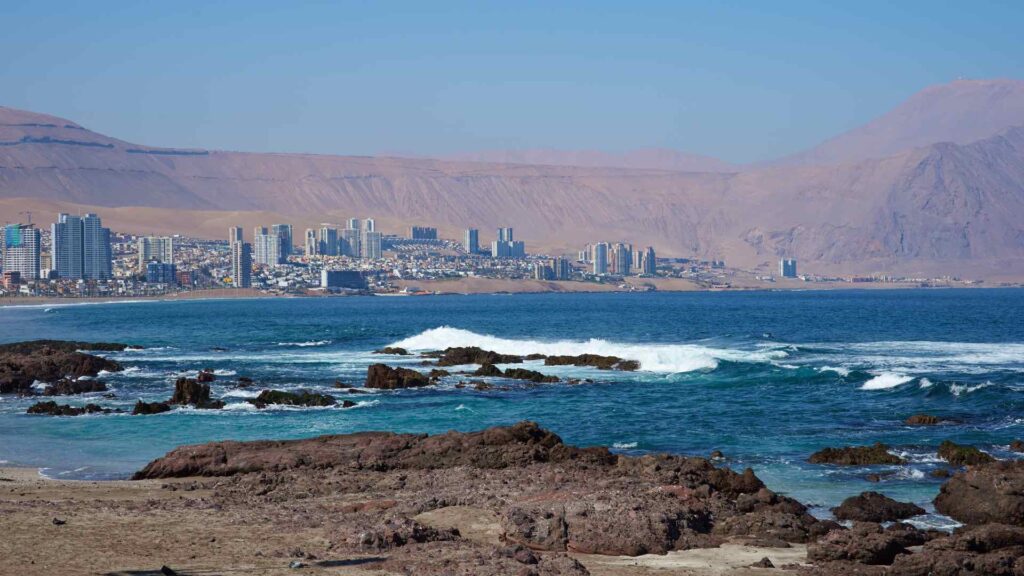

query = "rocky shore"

[{"left": 4, "top": 341, "right": 1024, "bottom": 574}]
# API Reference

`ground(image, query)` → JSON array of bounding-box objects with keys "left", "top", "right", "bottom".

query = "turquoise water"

[{"left": 1, "top": 290, "right": 1023, "bottom": 526}]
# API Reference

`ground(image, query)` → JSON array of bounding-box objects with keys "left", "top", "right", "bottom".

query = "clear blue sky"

[{"left": 2, "top": 1, "right": 1022, "bottom": 163}]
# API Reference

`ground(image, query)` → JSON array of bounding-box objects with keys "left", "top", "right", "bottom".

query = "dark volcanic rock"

[
  {"left": 831, "top": 491, "right": 924, "bottom": 523},
  {"left": 341, "top": 400, "right": 356, "bottom": 408},
  {"left": 1011, "top": 440, "right": 1024, "bottom": 453},
  {"left": 888, "top": 524, "right": 1024, "bottom": 576},
  {"left": 169, "top": 378, "right": 223, "bottom": 409},
  {"left": 435, "top": 347, "right": 523, "bottom": 367},
  {"left": 132, "top": 401, "right": 172, "bottom": 415},
  {"left": 807, "top": 523, "right": 908, "bottom": 566},
  {"left": 196, "top": 369, "right": 215, "bottom": 383},
  {"left": 904, "top": 414, "right": 941, "bottom": 425},
  {"left": 937, "top": 440, "right": 995, "bottom": 466},
  {"left": 249, "top": 390, "right": 336, "bottom": 408},
  {"left": 359, "top": 516, "right": 460, "bottom": 550},
  {"left": 373, "top": 347, "right": 410, "bottom": 356},
  {"left": 502, "top": 367, "right": 559, "bottom": 383},
  {"left": 365, "top": 364, "right": 431, "bottom": 389},
  {"left": 42, "top": 378, "right": 108, "bottom": 396},
  {"left": 544, "top": 354, "right": 639, "bottom": 371},
  {"left": 134, "top": 421, "right": 616, "bottom": 479},
  {"left": 808, "top": 443, "right": 904, "bottom": 466},
  {"left": 427, "top": 369, "right": 450, "bottom": 379},
  {"left": 236, "top": 376, "right": 254, "bottom": 387},
  {"left": 474, "top": 363, "right": 504, "bottom": 377},
  {"left": 934, "top": 460, "right": 1024, "bottom": 525},
  {"left": 0, "top": 340, "right": 124, "bottom": 393},
  {"left": 750, "top": 557, "right": 774, "bottom": 568},
  {"left": 27, "top": 401, "right": 110, "bottom": 416}
]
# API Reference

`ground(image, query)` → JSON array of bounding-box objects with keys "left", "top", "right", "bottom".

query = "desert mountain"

[
  {"left": 1, "top": 80, "right": 1023, "bottom": 280},
  {"left": 777, "top": 79, "right": 1024, "bottom": 166},
  {"left": 436, "top": 148, "right": 737, "bottom": 173}
]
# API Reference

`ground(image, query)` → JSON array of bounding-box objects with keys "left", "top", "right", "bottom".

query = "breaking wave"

[
  {"left": 390, "top": 326, "right": 788, "bottom": 373},
  {"left": 861, "top": 372, "right": 914, "bottom": 390},
  {"left": 277, "top": 340, "right": 331, "bottom": 348}
]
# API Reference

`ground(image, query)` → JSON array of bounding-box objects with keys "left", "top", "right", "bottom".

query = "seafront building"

[
  {"left": 145, "top": 261, "right": 177, "bottom": 285},
  {"left": 137, "top": 236, "right": 174, "bottom": 269},
  {"left": 2, "top": 224, "right": 42, "bottom": 280},
  {"left": 410, "top": 226, "right": 437, "bottom": 240},
  {"left": 464, "top": 228, "right": 479, "bottom": 254},
  {"left": 52, "top": 213, "right": 112, "bottom": 280},
  {"left": 231, "top": 240, "right": 252, "bottom": 288},
  {"left": 780, "top": 258, "right": 798, "bottom": 278},
  {"left": 639, "top": 246, "right": 657, "bottom": 275},
  {"left": 490, "top": 227, "right": 525, "bottom": 259},
  {"left": 304, "top": 229, "right": 319, "bottom": 256},
  {"left": 319, "top": 227, "right": 339, "bottom": 256},
  {"left": 610, "top": 243, "right": 632, "bottom": 276},
  {"left": 253, "top": 227, "right": 283, "bottom": 266},
  {"left": 592, "top": 242, "right": 609, "bottom": 274}
]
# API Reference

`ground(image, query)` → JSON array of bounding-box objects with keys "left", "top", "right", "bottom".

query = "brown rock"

[
  {"left": 249, "top": 390, "right": 336, "bottom": 408},
  {"left": 831, "top": 492, "right": 925, "bottom": 523},
  {"left": 888, "top": 524, "right": 1024, "bottom": 576},
  {"left": 169, "top": 378, "right": 223, "bottom": 409},
  {"left": 27, "top": 401, "right": 110, "bottom": 416},
  {"left": 543, "top": 354, "right": 638, "bottom": 371},
  {"left": 937, "top": 440, "right": 995, "bottom": 466},
  {"left": 373, "top": 347, "right": 410, "bottom": 355},
  {"left": 807, "top": 523, "right": 908, "bottom": 565},
  {"left": 435, "top": 347, "right": 523, "bottom": 367},
  {"left": 502, "top": 367, "right": 559, "bottom": 383},
  {"left": 474, "top": 363, "right": 504, "bottom": 377},
  {"left": 42, "top": 378, "right": 108, "bottom": 396},
  {"left": 808, "top": 443, "right": 904, "bottom": 465},
  {"left": 0, "top": 340, "right": 125, "bottom": 393},
  {"left": 749, "top": 557, "right": 774, "bottom": 568},
  {"left": 934, "top": 460, "right": 1024, "bottom": 525},
  {"left": 196, "top": 369, "right": 215, "bottom": 383},
  {"left": 132, "top": 401, "right": 171, "bottom": 415},
  {"left": 1011, "top": 440, "right": 1024, "bottom": 453},
  {"left": 365, "top": 364, "right": 431, "bottom": 389}
]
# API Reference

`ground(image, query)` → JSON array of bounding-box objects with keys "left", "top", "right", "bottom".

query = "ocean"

[{"left": 1, "top": 289, "right": 1022, "bottom": 528}]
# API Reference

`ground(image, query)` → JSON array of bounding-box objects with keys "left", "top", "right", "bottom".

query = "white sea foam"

[
  {"left": 612, "top": 442, "right": 638, "bottom": 449},
  {"left": 818, "top": 366, "right": 851, "bottom": 377},
  {"left": 277, "top": 340, "right": 331, "bottom": 348},
  {"left": 222, "top": 402, "right": 259, "bottom": 411},
  {"left": 390, "top": 326, "right": 787, "bottom": 373},
  {"left": 860, "top": 372, "right": 914, "bottom": 390},
  {"left": 919, "top": 378, "right": 933, "bottom": 388},
  {"left": 30, "top": 380, "right": 47, "bottom": 391},
  {"left": 950, "top": 382, "right": 993, "bottom": 396},
  {"left": 805, "top": 341, "right": 1024, "bottom": 375},
  {"left": 454, "top": 404, "right": 470, "bottom": 411},
  {"left": 220, "top": 389, "right": 261, "bottom": 398},
  {"left": 213, "top": 369, "right": 236, "bottom": 376}
]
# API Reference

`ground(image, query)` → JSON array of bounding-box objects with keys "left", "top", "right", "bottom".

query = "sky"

[{"left": 2, "top": 1, "right": 1023, "bottom": 163}]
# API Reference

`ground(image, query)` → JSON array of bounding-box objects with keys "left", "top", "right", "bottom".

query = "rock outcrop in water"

[
  {"left": 433, "top": 347, "right": 524, "bottom": 367},
  {"left": 934, "top": 460, "right": 1024, "bottom": 525},
  {"left": 544, "top": 354, "right": 640, "bottom": 371},
  {"left": 0, "top": 340, "right": 127, "bottom": 393},
  {"left": 27, "top": 401, "right": 114, "bottom": 416},
  {"left": 365, "top": 364, "right": 431, "bottom": 389},
  {"left": 807, "top": 443, "right": 904, "bottom": 465},
  {"left": 373, "top": 347, "right": 410, "bottom": 356},
  {"left": 42, "top": 379, "right": 108, "bottom": 396},
  {"left": 831, "top": 491, "right": 925, "bottom": 522},
  {"left": 904, "top": 413, "right": 942, "bottom": 425},
  {"left": 132, "top": 401, "right": 171, "bottom": 415},
  {"left": 248, "top": 390, "right": 336, "bottom": 408},
  {"left": 937, "top": 440, "right": 995, "bottom": 466},
  {"left": 169, "top": 378, "right": 224, "bottom": 409}
]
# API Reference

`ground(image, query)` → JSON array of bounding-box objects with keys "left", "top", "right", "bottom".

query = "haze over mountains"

[{"left": 1, "top": 79, "right": 1023, "bottom": 279}]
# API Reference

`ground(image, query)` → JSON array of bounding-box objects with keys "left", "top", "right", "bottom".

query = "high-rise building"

[
  {"left": 229, "top": 226, "right": 243, "bottom": 245},
  {"left": 592, "top": 242, "right": 609, "bottom": 274},
  {"left": 364, "top": 218, "right": 375, "bottom": 233},
  {"left": 347, "top": 218, "right": 360, "bottom": 231},
  {"left": 304, "top": 229, "right": 319, "bottom": 256},
  {"left": 82, "top": 214, "right": 112, "bottom": 280},
  {"left": 553, "top": 257, "right": 571, "bottom": 280},
  {"left": 52, "top": 213, "right": 111, "bottom": 280},
  {"left": 464, "top": 228, "right": 479, "bottom": 254},
  {"left": 780, "top": 258, "right": 797, "bottom": 278},
  {"left": 319, "top": 227, "right": 339, "bottom": 256},
  {"left": 639, "top": 247, "right": 657, "bottom": 275},
  {"left": 410, "top": 226, "right": 437, "bottom": 240},
  {"left": 2, "top": 224, "right": 41, "bottom": 280},
  {"left": 52, "top": 214, "right": 83, "bottom": 279},
  {"left": 137, "top": 236, "right": 174, "bottom": 269},
  {"left": 610, "top": 243, "right": 632, "bottom": 276},
  {"left": 145, "top": 262, "right": 177, "bottom": 285},
  {"left": 362, "top": 231, "right": 383, "bottom": 259},
  {"left": 491, "top": 227, "right": 524, "bottom": 258},
  {"left": 231, "top": 241, "right": 252, "bottom": 288},
  {"left": 271, "top": 224, "right": 293, "bottom": 259},
  {"left": 254, "top": 230, "right": 283, "bottom": 266},
  {"left": 341, "top": 227, "right": 360, "bottom": 257}
]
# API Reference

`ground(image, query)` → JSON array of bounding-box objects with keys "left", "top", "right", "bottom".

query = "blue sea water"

[{"left": 1, "top": 290, "right": 1023, "bottom": 527}]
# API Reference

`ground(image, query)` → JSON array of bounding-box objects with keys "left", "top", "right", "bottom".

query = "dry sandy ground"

[{"left": 0, "top": 467, "right": 806, "bottom": 576}]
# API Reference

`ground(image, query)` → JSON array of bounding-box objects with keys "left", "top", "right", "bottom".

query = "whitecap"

[
  {"left": 454, "top": 404, "right": 470, "bottom": 411},
  {"left": 30, "top": 380, "right": 47, "bottom": 391},
  {"left": 221, "top": 402, "right": 259, "bottom": 411},
  {"left": 861, "top": 372, "right": 914, "bottom": 390},
  {"left": 220, "top": 389, "right": 261, "bottom": 398},
  {"left": 613, "top": 442, "right": 638, "bottom": 449},
  {"left": 919, "top": 378, "right": 933, "bottom": 388},
  {"left": 818, "top": 366, "right": 851, "bottom": 377},
  {"left": 212, "top": 369, "right": 236, "bottom": 376},
  {"left": 389, "top": 326, "right": 787, "bottom": 373},
  {"left": 277, "top": 340, "right": 331, "bottom": 348},
  {"left": 950, "top": 382, "right": 993, "bottom": 396}
]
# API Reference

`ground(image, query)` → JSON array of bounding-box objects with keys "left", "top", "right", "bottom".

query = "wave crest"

[
  {"left": 861, "top": 372, "right": 914, "bottom": 390},
  {"left": 390, "top": 326, "right": 787, "bottom": 373}
]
